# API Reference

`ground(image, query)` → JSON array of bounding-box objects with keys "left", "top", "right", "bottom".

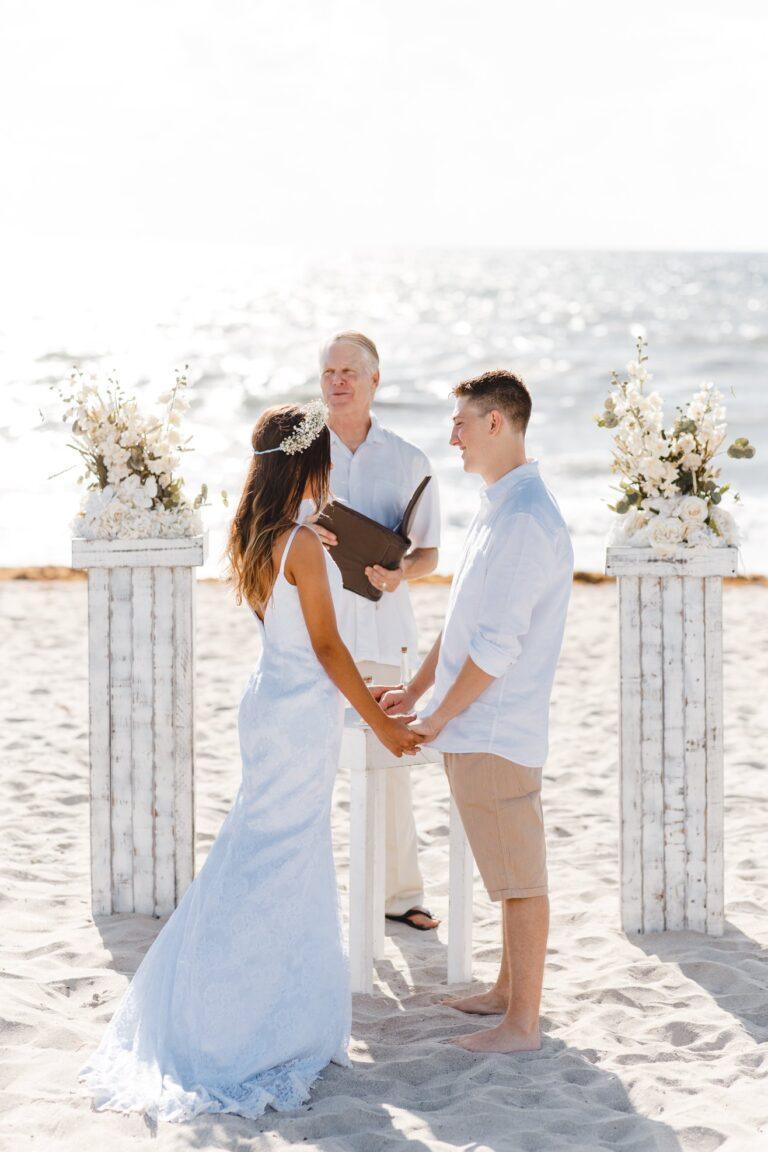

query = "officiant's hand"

[
  {"left": 365, "top": 562, "right": 404, "bottom": 594},
  {"left": 305, "top": 512, "right": 337, "bottom": 547}
]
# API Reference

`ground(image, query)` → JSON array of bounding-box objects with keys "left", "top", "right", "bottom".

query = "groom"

[{"left": 377, "top": 370, "right": 573, "bottom": 1052}]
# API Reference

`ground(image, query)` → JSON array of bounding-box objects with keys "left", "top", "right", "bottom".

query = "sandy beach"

[{"left": 1, "top": 577, "right": 767, "bottom": 1152}]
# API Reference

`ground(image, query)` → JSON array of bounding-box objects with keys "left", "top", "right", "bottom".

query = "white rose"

[
  {"left": 609, "top": 508, "right": 650, "bottom": 547},
  {"left": 678, "top": 496, "right": 709, "bottom": 525},
  {"left": 647, "top": 515, "right": 685, "bottom": 558},
  {"left": 684, "top": 524, "right": 716, "bottom": 548},
  {"left": 709, "top": 506, "right": 739, "bottom": 546}
]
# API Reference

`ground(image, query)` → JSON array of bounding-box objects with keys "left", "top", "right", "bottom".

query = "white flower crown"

[{"left": 253, "top": 399, "right": 329, "bottom": 457}]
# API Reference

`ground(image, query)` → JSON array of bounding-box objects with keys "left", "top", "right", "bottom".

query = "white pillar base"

[
  {"left": 73, "top": 535, "right": 206, "bottom": 917},
  {"left": 606, "top": 546, "right": 736, "bottom": 936}
]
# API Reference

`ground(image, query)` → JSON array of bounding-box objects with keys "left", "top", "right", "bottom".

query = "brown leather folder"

[{"left": 315, "top": 476, "right": 432, "bottom": 601}]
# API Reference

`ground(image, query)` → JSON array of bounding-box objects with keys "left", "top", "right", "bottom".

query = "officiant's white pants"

[{"left": 357, "top": 661, "right": 426, "bottom": 917}]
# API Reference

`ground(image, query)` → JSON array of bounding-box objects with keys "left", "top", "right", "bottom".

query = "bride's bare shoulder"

[{"left": 283, "top": 524, "right": 325, "bottom": 583}]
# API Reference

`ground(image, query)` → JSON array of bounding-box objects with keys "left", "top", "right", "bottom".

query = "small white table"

[{"left": 341, "top": 712, "right": 474, "bottom": 994}]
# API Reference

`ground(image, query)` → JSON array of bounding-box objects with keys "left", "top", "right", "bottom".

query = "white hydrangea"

[{"left": 647, "top": 516, "right": 685, "bottom": 558}]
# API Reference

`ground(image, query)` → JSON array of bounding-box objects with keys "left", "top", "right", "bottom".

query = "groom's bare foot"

[
  {"left": 441, "top": 989, "right": 508, "bottom": 1015},
  {"left": 450, "top": 1020, "right": 541, "bottom": 1053}
]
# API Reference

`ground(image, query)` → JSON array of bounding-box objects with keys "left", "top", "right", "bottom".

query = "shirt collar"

[
  {"left": 481, "top": 460, "right": 539, "bottom": 505},
  {"left": 365, "top": 412, "right": 386, "bottom": 444},
  {"left": 329, "top": 411, "right": 385, "bottom": 452}
]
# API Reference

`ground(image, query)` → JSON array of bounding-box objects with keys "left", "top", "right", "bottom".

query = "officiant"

[{"left": 309, "top": 331, "right": 442, "bottom": 932}]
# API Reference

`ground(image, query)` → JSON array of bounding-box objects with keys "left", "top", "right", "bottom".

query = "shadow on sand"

[
  {"left": 635, "top": 920, "right": 768, "bottom": 1044},
  {"left": 174, "top": 1024, "right": 683, "bottom": 1152}
]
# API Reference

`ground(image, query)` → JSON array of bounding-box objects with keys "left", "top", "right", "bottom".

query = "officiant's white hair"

[{"left": 321, "top": 331, "right": 380, "bottom": 375}]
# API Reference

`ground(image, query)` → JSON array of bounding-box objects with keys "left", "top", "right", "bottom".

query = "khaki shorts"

[{"left": 443, "top": 752, "right": 548, "bottom": 901}]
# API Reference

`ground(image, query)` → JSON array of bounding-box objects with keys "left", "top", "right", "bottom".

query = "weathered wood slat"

[
  {"left": 639, "top": 576, "right": 665, "bottom": 931},
  {"left": 109, "top": 567, "right": 134, "bottom": 912},
  {"left": 88, "top": 569, "right": 112, "bottom": 915},
  {"left": 662, "top": 577, "right": 686, "bottom": 930},
  {"left": 618, "top": 576, "right": 643, "bottom": 933},
  {"left": 704, "top": 577, "right": 725, "bottom": 935},
  {"left": 153, "top": 566, "right": 176, "bottom": 916},
  {"left": 683, "top": 576, "right": 708, "bottom": 932},
  {"left": 606, "top": 547, "right": 738, "bottom": 578},
  {"left": 131, "top": 567, "right": 155, "bottom": 914},
  {"left": 173, "top": 567, "right": 195, "bottom": 900},
  {"left": 73, "top": 536, "right": 205, "bottom": 568}
]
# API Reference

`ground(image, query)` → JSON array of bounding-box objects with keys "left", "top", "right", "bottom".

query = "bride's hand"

[{"left": 375, "top": 714, "right": 422, "bottom": 758}]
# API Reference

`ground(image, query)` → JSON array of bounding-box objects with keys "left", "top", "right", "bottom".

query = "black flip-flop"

[{"left": 385, "top": 907, "right": 439, "bottom": 931}]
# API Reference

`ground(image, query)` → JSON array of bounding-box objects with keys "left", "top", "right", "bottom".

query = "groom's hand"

[
  {"left": 364, "top": 563, "right": 404, "bottom": 594},
  {"left": 408, "top": 714, "right": 443, "bottom": 743},
  {"left": 379, "top": 687, "right": 416, "bottom": 716},
  {"left": 368, "top": 683, "right": 402, "bottom": 703}
]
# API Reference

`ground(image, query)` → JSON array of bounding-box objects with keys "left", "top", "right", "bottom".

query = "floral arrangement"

[
  {"left": 56, "top": 368, "right": 213, "bottom": 540},
  {"left": 596, "top": 339, "right": 755, "bottom": 558}
]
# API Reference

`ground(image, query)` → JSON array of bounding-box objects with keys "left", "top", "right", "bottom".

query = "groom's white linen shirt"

[
  {"left": 325, "top": 413, "right": 441, "bottom": 666},
  {"left": 423, "top": 461, "right": 573, "bottom": 768}
]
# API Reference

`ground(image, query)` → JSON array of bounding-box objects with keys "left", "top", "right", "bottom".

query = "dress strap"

[{"left": 278, "top": 523, "right": 302, "bottom": 580}]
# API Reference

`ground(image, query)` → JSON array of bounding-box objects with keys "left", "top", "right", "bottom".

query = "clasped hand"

[{"left": 369, "top": 684, "right": 443, "bottom": 745}]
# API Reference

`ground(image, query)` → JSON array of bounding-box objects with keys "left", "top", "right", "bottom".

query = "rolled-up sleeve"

[{"left": 468, "top": 513, "right": 553, "bottom": 678}]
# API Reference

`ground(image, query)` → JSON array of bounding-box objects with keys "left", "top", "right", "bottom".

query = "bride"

[{"left": 79, "top": 400, "right": 421, "bottom": 1122}]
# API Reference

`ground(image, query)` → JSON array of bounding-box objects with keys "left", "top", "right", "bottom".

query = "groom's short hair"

[{"left": 453, "top": 370, "right": 532, "bottom": 432}]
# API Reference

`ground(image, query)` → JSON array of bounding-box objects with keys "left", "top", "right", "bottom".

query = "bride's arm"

[{"left": 286, "top": 527, "right": 421, "bottom": 758}]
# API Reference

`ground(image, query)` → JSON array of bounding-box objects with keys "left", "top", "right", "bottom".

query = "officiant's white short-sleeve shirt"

[
  {"left": 423, "top": 461, "right": 573, "bottom": 767},
  {"left": 326, "top": 413, "right": 441, "bottom": 667}
]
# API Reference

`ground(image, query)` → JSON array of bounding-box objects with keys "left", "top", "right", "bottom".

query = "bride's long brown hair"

[{"left": 227, "top": 404, "right": 331, "bottom": 613}]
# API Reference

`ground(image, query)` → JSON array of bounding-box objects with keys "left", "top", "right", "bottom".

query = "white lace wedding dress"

[{"left": 79, "top": 525, "right": 350, "bottom": 1121}]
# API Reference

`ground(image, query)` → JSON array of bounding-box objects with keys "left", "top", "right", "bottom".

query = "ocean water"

[{"left": 2, "top": 245, "right": 766, "bottom": 575}]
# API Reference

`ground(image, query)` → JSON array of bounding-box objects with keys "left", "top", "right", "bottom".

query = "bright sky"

[{"left": 1, "top": 0, "right": 767, "bottom": 253}]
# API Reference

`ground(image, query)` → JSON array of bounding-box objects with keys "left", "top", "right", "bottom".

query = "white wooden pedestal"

[
  {"left": 72, "top": 535, "right": 207, "bottom": 917},
  {"left": 342, "top": 716, "right": 474, "bottom": 994},
  {"left": 605, "top": 546, "right": 737, "bottom": 936}
]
